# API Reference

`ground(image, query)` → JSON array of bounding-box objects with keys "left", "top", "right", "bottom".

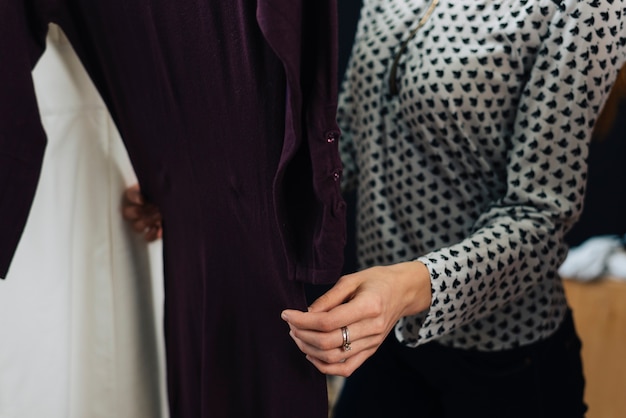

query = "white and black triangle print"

[{"left": 338, "top": 0, "right": 626, "bottom": 351}]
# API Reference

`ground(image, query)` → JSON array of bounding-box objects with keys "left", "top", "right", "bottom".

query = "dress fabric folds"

[
  {"left": 0, "top": 25, "right": 168, "bottom": 418},
  {"left": 0, "top": 2, "right": 345, "bottom": 417}
]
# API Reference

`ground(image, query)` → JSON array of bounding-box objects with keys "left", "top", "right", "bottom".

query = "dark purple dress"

[{"left": 0, "top": 1, "right": 345, "bottom": 417}]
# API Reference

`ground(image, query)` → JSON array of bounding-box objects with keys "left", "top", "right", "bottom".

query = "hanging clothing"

[
  {"left": 1, "top": 2, "right": 345, "bottom": 418},
  {"left": 0, "top": 25, "right": 167, "bottom": 418}
]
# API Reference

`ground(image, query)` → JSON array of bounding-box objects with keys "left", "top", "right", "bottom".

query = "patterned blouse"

[{"left": 338, "top": 0, "right": 626, "bottom": 350}]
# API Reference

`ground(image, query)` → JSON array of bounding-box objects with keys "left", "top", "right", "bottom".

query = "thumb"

[{"left": 308, "top": 274, "right": 357, "bottom": 313}]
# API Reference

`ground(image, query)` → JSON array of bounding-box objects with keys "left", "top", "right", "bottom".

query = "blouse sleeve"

[
  {"left": 0, "top": 1, "right": 51, "bottom": 278},
  {"left": 396, "top": 0, "right": 626, "bottom": 346}
]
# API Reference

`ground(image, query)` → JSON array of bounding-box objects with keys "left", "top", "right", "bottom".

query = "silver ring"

[{"left": 341, "top": 326, "right": 351, "bottom": 352}]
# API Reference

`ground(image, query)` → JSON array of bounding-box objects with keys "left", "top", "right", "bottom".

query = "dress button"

[
  {"left": 332, "top": 170, "right": 340, "bottom": 181},
  {"left": 325, "top": 131, "right": 339, "bottom": 143}
]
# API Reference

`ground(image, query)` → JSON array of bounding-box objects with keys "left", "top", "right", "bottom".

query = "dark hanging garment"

[{"left": 0, "top": 1, "right": 346, "bottom": 417}]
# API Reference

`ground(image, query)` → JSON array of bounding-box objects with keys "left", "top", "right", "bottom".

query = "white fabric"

[
  {"left": 559, "top": 235, "right": 626, "bottom": 282},
  {"left": 605, "top": 249, "right": 626, "bottom": 280},
  {"left": 0, "top": 25, "right": 168, "bottom": 418},
  {"left": 559, "top": 235, "right": 623, "bottom": 281}
]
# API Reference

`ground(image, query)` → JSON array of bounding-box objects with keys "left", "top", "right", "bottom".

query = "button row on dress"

[{"left": 325, "top": 131, "right": 339, "bottom": 143}]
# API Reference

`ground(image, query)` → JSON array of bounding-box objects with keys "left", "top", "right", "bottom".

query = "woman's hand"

[
  {"left": 122, "top": 184, "right": 163, "bottom": 242},
  {"left": 281, "top": 261, "right": 431, "bottom": 376}
]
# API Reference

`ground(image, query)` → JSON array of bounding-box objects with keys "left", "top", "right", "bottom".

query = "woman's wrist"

[{"left": 389, "top": 260, "right": 432, "bottom": 317}]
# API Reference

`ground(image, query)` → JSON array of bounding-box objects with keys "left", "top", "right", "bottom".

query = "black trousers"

[{"left": 333, "top": 310, "right": 586, "bottom": 418}]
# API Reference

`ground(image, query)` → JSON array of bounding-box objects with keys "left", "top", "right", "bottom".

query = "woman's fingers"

[
  {"left": 282, "top": 264, "right": 433, "bottom": 376},
  {"left": 122, "top": 184, "right": 144, "bottom": 205},
  {"left": 282, "top": 277, "right": 391, "bottom": 371},
  {"left": 307, "top": 273, "right": 360, "bottom": 313},
  {"left": 122, "top": 203, "right": 141, "bottom": 221},
  {"left": 306, "top": 347, "right": 377, "bottom": 377},
  {"left": 288, "top": 324, "right": 381, "bottom": 364},
  {"left": 130, "top": 208, "right": 159, "bottom": 227},
  {"left": 285, "top": 306, "right": 391, "bottom": 378},
  {"left": 121, "top": 184, "right": 163, "bottom": 242},
  {"left": 287, "top": 314, "right": 381, "bottom": 351},
  {"left": 282, "top": 283, "right": 380, "bottom": 334},
  {"left": 143, "top": 223, "right": 163, "bottom": 242},
  {"left": 288, "top": 329, "right": 347, "bottom": 364}
]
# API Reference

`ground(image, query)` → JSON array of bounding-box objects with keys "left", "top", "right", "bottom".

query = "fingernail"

[{"left": 281, "top": 311, "right": 288, "bottom": 321}]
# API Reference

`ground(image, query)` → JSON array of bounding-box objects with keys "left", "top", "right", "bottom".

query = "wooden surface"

[{"left": 563, "top": 278, "right": 626, "bottom": 418}]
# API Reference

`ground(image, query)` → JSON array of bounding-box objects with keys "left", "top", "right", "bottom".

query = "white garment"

[
  {"left": 559, "top": 235, "right": 626, "bottom": 281},
  {"left": 0, "top": 25, "right": 168, "bottom": 418}
]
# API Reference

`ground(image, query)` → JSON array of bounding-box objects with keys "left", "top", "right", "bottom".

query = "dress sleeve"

[
  {"left": 0, "top": 1, "right": 51, "bottom": 278},
  {"left": 396, "top": 0, "right": 626, "bottom": 346}
]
